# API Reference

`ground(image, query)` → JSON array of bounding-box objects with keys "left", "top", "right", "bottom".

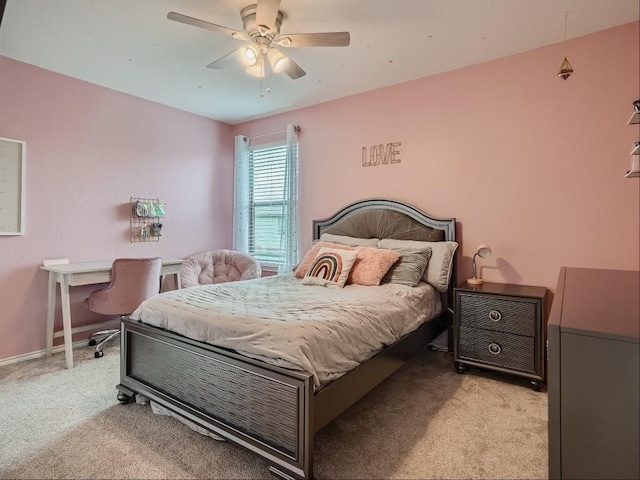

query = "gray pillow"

[
  {"left": 378, "top": 239, "right": 458, "bottom": 292},
  {"left": 382, "top": 247, "right": 432, "bottom": 287}
]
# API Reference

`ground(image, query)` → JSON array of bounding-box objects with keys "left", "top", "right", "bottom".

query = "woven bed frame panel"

[{"left": 128, "top": 331, "right": 300, "bottom": 458}]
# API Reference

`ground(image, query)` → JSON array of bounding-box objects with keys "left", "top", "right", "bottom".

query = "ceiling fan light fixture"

[
  {"left": 239, "top": 44, "right": 260, "bottom": 66},
  {"left": 168, "top": 0, "right": 348, "bottom": 82},
  {"left": 246, "top": 56, "right": 266, "bottom": 77},
  {"left": 267, "top": 48, "right": 289, "bottom": 73}
]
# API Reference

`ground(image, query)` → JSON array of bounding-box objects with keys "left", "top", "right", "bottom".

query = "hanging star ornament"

[{"left": 558, "top": 55, "right": 573, "bottom": 80}]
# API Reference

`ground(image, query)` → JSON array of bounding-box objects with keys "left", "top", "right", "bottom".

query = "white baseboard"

[
  {"left": 1, "top": 318, "right": 121, "bottom": 368},
  {"left": 0, "top": 339, "right": 93, "bottom": 368}
]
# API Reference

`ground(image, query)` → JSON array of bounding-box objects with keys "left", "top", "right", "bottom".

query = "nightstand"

[{"left": 453, "top": 281, "right": 546, "bottom": 390}]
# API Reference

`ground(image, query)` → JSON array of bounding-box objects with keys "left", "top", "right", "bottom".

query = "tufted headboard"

[{"left": 313, "top": 198, "right": 455, "bottom": 243}]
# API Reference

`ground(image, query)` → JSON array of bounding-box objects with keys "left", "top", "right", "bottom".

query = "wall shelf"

[
  {"left": 625, "top": 102, "right": 639, "bottom": 178},
  {"left": 130, "top": 197, "right": 164, "bottom": 242}
]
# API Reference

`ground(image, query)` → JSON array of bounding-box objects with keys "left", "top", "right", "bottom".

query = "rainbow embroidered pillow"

[
  {"left": 301, "top": 247, "right": 358, "bottom": 288},
  {"left": 294, "top": 241, "right": 355, "bottom": 278}
]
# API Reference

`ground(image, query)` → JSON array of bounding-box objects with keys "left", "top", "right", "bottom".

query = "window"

[
  {"left": 248, "top": 143, "right": 287, "bottom": 266},
  {"left": 234, "top": 125, "right": 298, "bottom": 274}
]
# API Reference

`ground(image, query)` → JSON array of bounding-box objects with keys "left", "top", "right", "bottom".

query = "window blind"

[{"left": 248, "top": 143, "right": 288, "bottom": 266}]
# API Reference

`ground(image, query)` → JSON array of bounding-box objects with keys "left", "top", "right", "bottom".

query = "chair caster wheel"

[
  {"left": 95, "top": 351, "right": 104, "bottom": 358},
  {"left": 88, "top": 339, "right": 97, "bottom": 346}
]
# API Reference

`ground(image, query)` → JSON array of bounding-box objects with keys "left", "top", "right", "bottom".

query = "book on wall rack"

[{"left": 134, "top": 200, "right": 165, "bottom": 218}]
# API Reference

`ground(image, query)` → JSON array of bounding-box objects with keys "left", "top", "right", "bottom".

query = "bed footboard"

[{"left": 117, "top": 319, "right": 314, "bottom": 480}]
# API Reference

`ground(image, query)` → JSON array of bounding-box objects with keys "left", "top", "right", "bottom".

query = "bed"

[{"left": 116, "top": 198, "right": 456, "bottom": 480}]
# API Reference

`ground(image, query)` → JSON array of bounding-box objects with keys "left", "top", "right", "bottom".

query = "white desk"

[{"left": 41, "top": 258, "right": 183, "bottom": 368}]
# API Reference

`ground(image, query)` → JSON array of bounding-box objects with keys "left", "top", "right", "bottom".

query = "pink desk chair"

[{"left": 87, "top": 257, "right": 162, "bottom": 358}]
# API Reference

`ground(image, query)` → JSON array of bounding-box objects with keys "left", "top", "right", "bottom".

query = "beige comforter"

[{"left": 130, "top": 274, "right": 441, "bottom": 389}]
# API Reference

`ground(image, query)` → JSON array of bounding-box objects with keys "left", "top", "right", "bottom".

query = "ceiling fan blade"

[
  {"left": 256, "top": 0, "right": 281, "bottom": 31},
  {"left": 277, "top": 32, "right": 350, "bottom": 47},
  {"left": 206, "top": 50, "right": 238, "bottom": 70},
  {"left": 281, "top": 55, "right": 306, "bottom": 80},
  {"left": 167, "top": 12, "right": 247, "bottom": 40},
  {"left": 0, "top": 0, "right": 7, "bottom": 30}
]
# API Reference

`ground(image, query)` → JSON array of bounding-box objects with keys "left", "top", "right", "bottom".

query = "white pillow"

[
  {"left": 319, "top": 233, "right": 379, "bottom": 247},
  {"left": 301, "top": 247, "right": 358, "bottom": 288},
  {"left": 378, "top": 239, "right": 458, "bottom": 292}
]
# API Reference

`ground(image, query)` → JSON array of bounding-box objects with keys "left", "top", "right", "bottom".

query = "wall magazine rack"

[{"left": 130, "top": 197, "right": 164, "bottom": 242}]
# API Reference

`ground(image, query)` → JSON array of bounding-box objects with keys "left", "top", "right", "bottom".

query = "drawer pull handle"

[
  {"left": 488, "top": 310, "right": 502, "bottom": 322},
  {"left": 488, "top": 343, "right": 502, "bottom": 355}
]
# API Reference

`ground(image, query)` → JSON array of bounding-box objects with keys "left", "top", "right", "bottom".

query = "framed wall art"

[{"left": 0, "top": 136, "right": 26, "bottom": 235}]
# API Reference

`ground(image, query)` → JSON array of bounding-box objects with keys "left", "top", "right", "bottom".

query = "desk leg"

[
  {"left": 45, "top": 273, "right": 57, "bottom": 356},
  {"left": 60, "top": 277, "right": 74, "bottom": 369},
  {"left": 160, "top": 273, "right": 182, "bottom": 291}
]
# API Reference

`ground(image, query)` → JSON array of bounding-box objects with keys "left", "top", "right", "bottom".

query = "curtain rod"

[{"left": 248, "top": 125, "right": 300, "bottom": 140}]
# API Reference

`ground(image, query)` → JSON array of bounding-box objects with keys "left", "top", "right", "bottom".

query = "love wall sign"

[{"left": 362, "top": 142, "right": 401, "bottom": 167}]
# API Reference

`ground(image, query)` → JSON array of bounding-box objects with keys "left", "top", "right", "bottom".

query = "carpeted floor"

[{"left": 0, "top": 344, "right": 548, "bottom": 479}]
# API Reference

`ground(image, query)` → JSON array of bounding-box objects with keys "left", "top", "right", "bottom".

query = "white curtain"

[
  {"left": 233, "top": 135, "right": 250, "bottom": 253},
  {"left": 278, "top": 124, "right": 299, "bottom": 274}
]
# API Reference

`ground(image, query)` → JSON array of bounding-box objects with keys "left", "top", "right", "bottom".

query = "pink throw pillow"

[{"left": 348, "top": 247, "right": 400, "bottom": 286}]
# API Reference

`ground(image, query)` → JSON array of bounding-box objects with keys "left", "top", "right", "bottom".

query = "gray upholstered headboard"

[{"left": 312, "top": 198, "right": 455, "bottom": 243}]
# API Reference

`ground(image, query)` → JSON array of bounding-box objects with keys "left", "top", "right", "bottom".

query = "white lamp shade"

[
  {"left": 476, "top": 244, "right": 492, "bottom": 259},
  {"left": 238, "top": 44, "right": 259, "bottom": 66},
  {"left": 267, "top": 48, "right": 289, "bottom": 73},
  {"left": 246, "top": 55, "right": 266, "bottom": 77}
]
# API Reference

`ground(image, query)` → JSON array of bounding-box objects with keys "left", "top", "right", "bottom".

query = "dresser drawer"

[
  {"left": 458, "top": 293, "right": 536, "bottom": 337},
  {"left": 458, "top": 326, "right": 536, "bottom": 373}
]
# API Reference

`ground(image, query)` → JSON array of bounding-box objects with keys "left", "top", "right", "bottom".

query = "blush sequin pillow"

[{"left": 301, "top": 247, "right": 358, "bottom": 288}]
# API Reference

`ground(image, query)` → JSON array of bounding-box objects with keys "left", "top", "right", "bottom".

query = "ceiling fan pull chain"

[
  {"left": 260, "top": 54, "right": 264, "bottom": 97},
  {"left": 265, "top": 52, "right": 272, "bottom": 94}
]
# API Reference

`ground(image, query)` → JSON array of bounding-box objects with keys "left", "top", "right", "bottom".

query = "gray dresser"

[{"left": 548, "top": 267, "right": 640, "bottom": 480}]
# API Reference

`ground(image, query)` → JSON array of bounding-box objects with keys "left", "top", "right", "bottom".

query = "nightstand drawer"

[
  {"left": 459, "top": 294, "right": 536, "bottom": 337},
  {"left": 458, "top": 326, "right": 535, "bottom": 373}
]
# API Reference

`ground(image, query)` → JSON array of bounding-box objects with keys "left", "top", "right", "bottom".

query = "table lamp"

[{"left": 468, "top": 244, "right": 492, "bottom": 285}]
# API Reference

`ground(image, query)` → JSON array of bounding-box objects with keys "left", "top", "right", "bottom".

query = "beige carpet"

[{"left": 0, "top": 344, "right": 548, "bottom": 479}]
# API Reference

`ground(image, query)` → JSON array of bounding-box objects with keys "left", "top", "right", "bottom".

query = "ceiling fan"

[{"left": 167, "top": 0, "right": 350, "bottom": 80}]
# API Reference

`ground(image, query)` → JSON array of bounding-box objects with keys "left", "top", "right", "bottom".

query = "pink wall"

[
  {"left": 234, "top": 22, "right": 639, "bottom": 295},
  {"left": 0, "top": 56, "right": 234, "bottom": 361},
  {"left": 1, "top": 22, "right": 638, "bottom": 362}
]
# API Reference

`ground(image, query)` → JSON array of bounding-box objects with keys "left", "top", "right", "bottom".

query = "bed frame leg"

[{"left": 116, "top": 384, "right": 135, "bottom": 404}]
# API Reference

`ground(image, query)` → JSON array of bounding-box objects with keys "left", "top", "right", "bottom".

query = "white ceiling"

[{"left": 0, "top": 0, "right": 638, "bottom": 125}]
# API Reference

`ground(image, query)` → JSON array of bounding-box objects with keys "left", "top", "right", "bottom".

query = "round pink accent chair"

[{"left": 181, "top": 249, "right": 262, "bottom": 288}]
